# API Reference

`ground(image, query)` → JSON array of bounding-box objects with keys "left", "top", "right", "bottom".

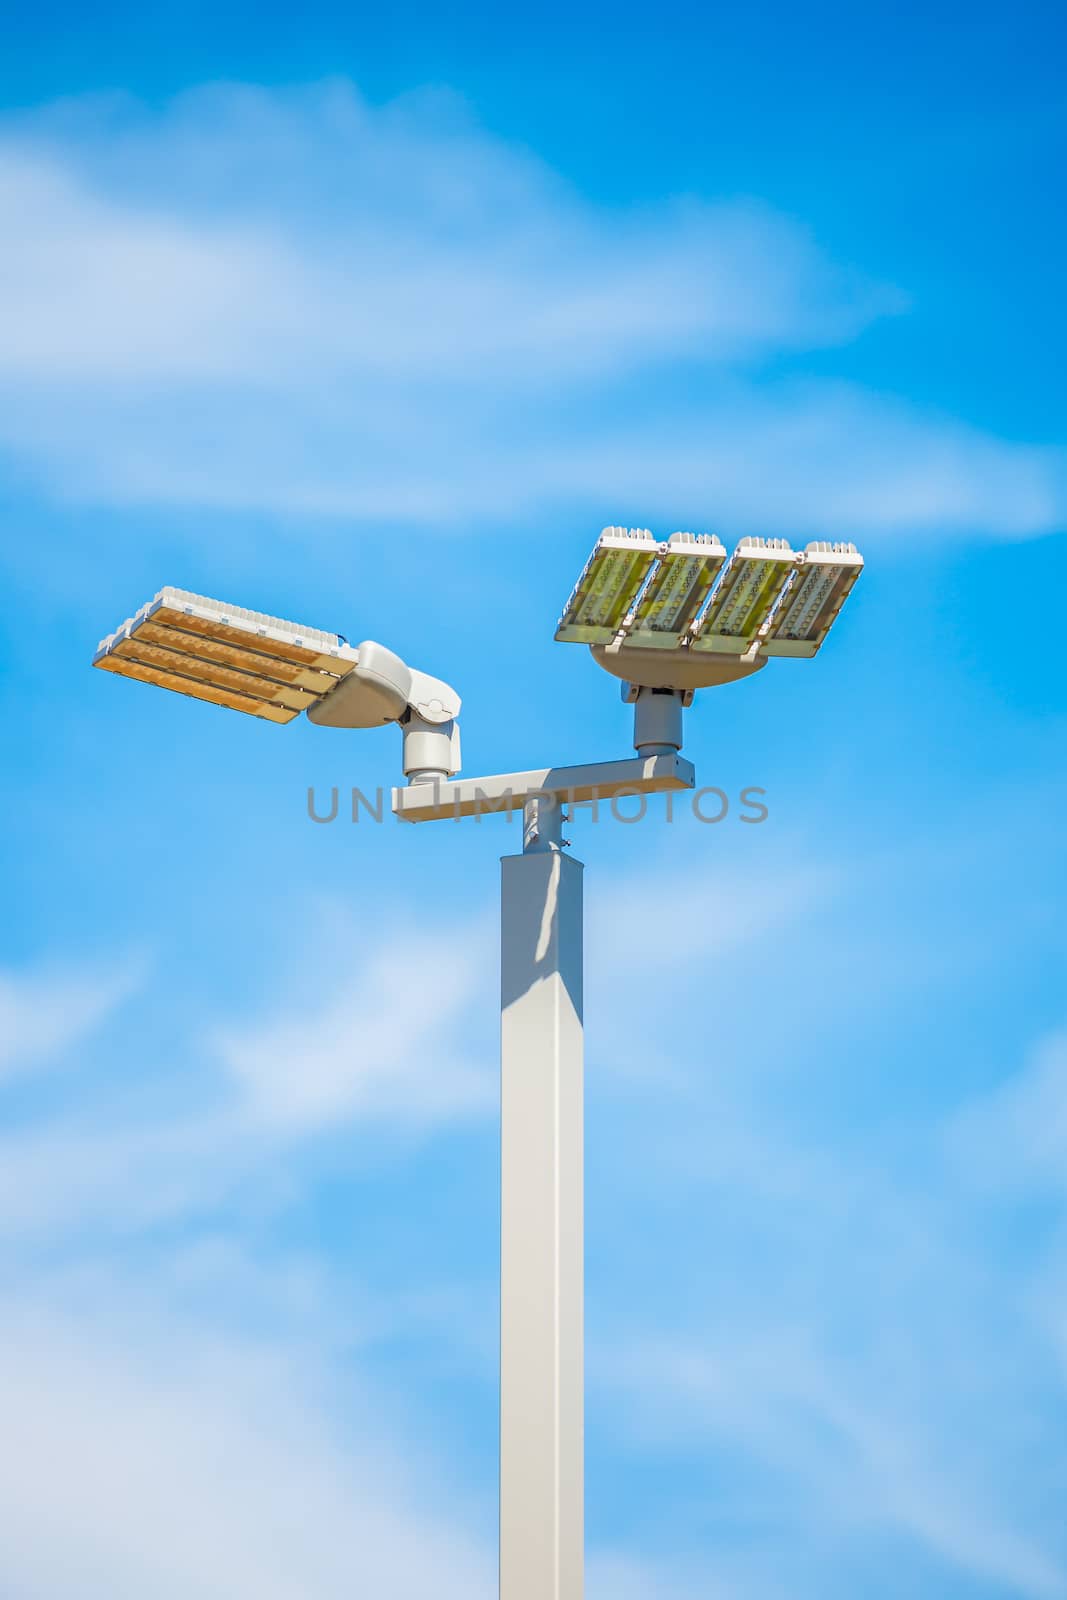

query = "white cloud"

[
  {"left": 587, "top": 1551, "right": 733, "bottom": 1600},
  {"left": 0, "top": 957, "right": 141, "bottom": 1081},
  {"left": 587, "top": 1011, "right": 1067, "bottom": 1600},
  {"left": 947, "top": 1029, "right": 1067, "bottom": 1192},
  {"left": 0, "top": 82, "right": 882, "bottom": 388},
  {"left": 0, "top": 912, "right": 497, "bottom": 1241},
  {"left": 211, "top": 914, "right": 496, "bottom": 1131},
  {"left": 541, "top": 382, "right": 1065, "bottom": 539},
  {"left": 0, "top": 1266, "right": 495, "bottom": 1600},
  {"left": 602, "top": 1331, "right": 1066, "bottom": 1599},
  {"left": 0, "top": 1253, "right": 723, "bottom": 1600},
  {"left": 0, "top": 81, "right": 1061, "bottom": 536},
  {"left": 583, "top": 849, "right": 840, "bottom": 1086},
  {"left": 2, "top": 866, "right": 1067, "bottom": 1597},
  {"left": 0, "top": 1113, "right": 248, "bottom": 1240},
  {"left": 588, "top": 853, "right": 834, "bottom": 979}
]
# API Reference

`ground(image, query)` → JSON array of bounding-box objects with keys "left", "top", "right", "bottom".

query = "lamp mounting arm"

[{"left": 307, "top": 640, "right": 462, "bottom": 781}]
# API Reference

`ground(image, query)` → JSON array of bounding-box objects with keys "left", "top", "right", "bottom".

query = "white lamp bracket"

[{"left": 307, "top": 640, "right": 462, "bottom": 731}]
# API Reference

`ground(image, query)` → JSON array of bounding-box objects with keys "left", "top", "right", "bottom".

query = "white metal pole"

[{"left": 499, "top": 798, "right": 584, "bottom": 1600}]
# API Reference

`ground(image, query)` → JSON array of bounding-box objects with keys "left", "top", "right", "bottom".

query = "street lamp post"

[
  {"left": 92, "top": 527, "right": 864, "bottom": 1600},
  {"left": 500, "top": 823, "right": 584, "bottom": 1600}
]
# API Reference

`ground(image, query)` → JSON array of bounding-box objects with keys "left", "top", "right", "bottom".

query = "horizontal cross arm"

[{"left": 392, "top": 753, "right": 695, "bottom": 823}]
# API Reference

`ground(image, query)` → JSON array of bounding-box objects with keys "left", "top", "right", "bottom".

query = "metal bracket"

[{"left": 392, "top": 753, "right": 695, "bottom": 824}]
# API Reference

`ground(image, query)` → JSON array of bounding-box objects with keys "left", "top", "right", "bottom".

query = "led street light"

[
  {"left": 93, "top": 587, "right": 464, "bottom": 780},
  {"left": 93, "top": 587, "right": 358, "bottom": 723},
  {"left": 555, "top": 527, "right": 660, "bottom": 644},
  {"left": 621, "top": 532, "right": 726, "bottom": 649},
  {"left": 690, "top": 537, "right": 796, "bottom": 655},
  {"left": 761, "top": 542, "right": 864, "bottom": 657}
]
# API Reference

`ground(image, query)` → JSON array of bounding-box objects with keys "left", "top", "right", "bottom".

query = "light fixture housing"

[
  {"left": 689, "top": 537, "right": 796, "bottom": 656},
  {"left": 93, "top": 587, "right": 464, "bottom": 779},
  {"left": 620, "top": 532, "right": 726, "bottom": 650},
  {"left": 761, "top": 542, "right": 864, "bottom": 657},
  {"left": 554, "top": 527, "right": 660, "bottom": 644},
  {"left": 93, "top": 587, "right": 358, "bottom": 723},
  {"left": 555, "top": 527, "right": 864, "bottom": 694}
]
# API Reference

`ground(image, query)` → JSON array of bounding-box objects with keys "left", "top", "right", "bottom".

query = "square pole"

[{"left": 500, "top": 841, "right": 584, "bottom": 1600}]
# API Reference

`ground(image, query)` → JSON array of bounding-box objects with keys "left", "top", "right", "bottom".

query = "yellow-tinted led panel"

[
  {"left": 92, "top": 587, "right": 358, "bottom": 722},
  {"left": 623, "top": 532, "right": 726, "bottom": 649},
  {"left": 691, "top": 538, "right": 796, "bottom": 656},
  {"left": 555, "top": 528, "right": 660, "bottom": 644}
]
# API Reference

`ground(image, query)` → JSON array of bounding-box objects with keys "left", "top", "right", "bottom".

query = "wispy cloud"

[
  {"left": 0, "top": 1112, "right": 247, "bottom": 1240},
  {"left": 211, "top": 913, "right": 496, "bottom": 1131},
  {"left": 0, "top": 81, "right": 1061, "bottom": 536},
  {"left": 5, "top": 852, "right": 1067, "bottom": 1598},
  {"left": 947, "top": 1028, "right": 1067, "bottom": 1194},
  {"left": 0, "top": 911, "right": 496, "bottom": 1240},
  {"left": 587, "top": 1551, "right": 733, "bottom": 1600},
  {"left": 0, "top": 940, "right": 499, "bottom": 1598},
  {"left": 0, "top": 95, "right": 879, "bottom": 385},
  {"left": 592, "top": 1009, "right": 1067, "bottom": 1599},
  {"left": 0, "top": 956, "right": 142, "bottom": 1082},
  {"left": 602, "top": 1325, "right": 1066, "bottom": 1599},
  {"left": 0, "top": 1262, "right": 495, "bottom": 1600},
  {"left": 588, "top": 852, "right": 835, "bottom": 980}
]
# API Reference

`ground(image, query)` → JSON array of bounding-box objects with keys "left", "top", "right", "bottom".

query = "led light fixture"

[
  {"left": 690, "top": 537, "right": 796, "bottom": 655},
  {"left": 762, "top": 542, "right": 864, "bottom": 657},
  {"left": 621, "top": 532, "right": 726, "bottom": 649},
  {"left": 92, "top": 587, "right": 358, "bottom": 722},
  {"left": 554, "top": 527, "right": 660, "bottom": 644}
]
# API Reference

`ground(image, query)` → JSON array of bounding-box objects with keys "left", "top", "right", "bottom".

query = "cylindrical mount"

[
  {"left": 403, "top": 714, "right": 459, "bottom": 783},
  {"left": 632, "top": 687, "right": 685, "bottom": 756}
]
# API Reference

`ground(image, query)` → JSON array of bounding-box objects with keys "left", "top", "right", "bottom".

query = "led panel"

[
  {"left": 691, "top": 537, "right": 796, "bottom": 655},
  {"left": 762, "top": 542, "right": 863, "bottom": 658},
  {"left": 621, "top": 532, "right": 726, "bottom": 649},
  {"left": 127, "top": 618, "right": 344, "bottom": 695},
  {"left": 94, "top": 653, "right": 299, "bottom": 722},
  {"left": 92, "top": 587, "right": 358, "bottom": 722},
  {"left": 555, "top": 528, "right": 660, "bottom": 644}
]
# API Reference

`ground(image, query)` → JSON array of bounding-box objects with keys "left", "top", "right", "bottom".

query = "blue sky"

[{"left": 1, "top": 4, "right": 1066, "bottom": 1596}]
